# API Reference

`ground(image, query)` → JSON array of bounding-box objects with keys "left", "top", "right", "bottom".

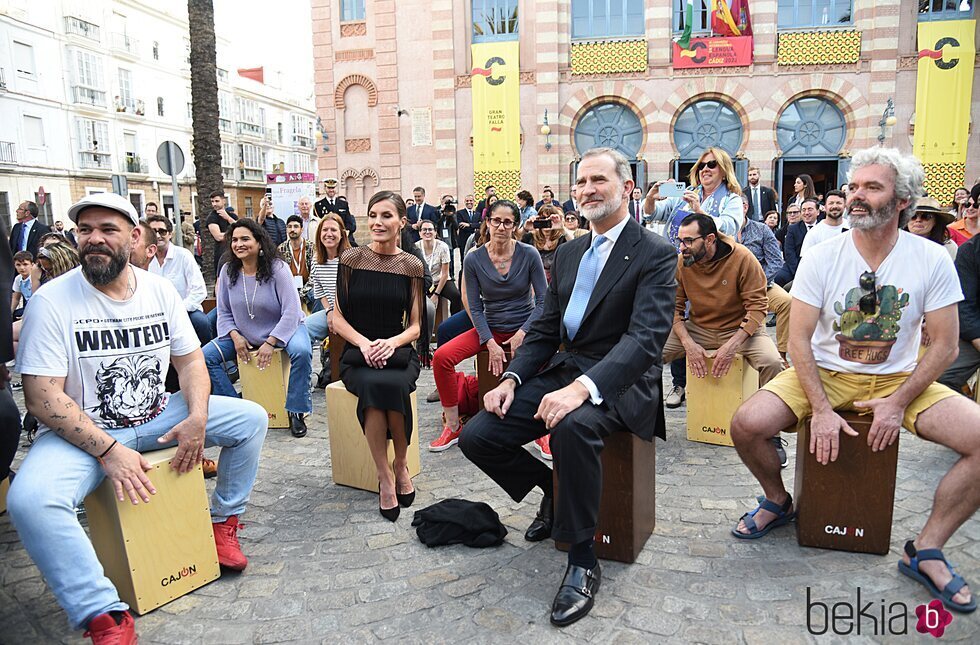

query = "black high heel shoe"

[
  {"left": 396, "top": 489, "right": 416, "bottom": 508},
  {"left": 379, "top": 504, "right": 400, "bottom": 522}
]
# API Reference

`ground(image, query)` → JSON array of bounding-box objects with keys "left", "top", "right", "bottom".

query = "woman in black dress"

[{"left": 331, "top": 191, "right": 427, "bottom": 521}]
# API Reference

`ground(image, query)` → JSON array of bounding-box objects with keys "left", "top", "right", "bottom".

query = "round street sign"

[{"left": 156, "top": 141, "right": 185, "bottom": 177}]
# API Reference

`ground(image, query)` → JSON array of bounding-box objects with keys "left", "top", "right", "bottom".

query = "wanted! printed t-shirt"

[
  {"left": 792, "top": 231, "right": 962, "bottom": 375},
  {"left": 16, "top": 266, "right": 200, "bottom": 431}
]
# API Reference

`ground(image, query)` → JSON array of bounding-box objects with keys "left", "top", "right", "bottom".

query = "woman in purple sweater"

[{"left": 203, "top": 219, "right": 313, "bottom": 437}]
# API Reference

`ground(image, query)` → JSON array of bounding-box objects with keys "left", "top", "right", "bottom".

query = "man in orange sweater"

[{"left": 661, "top": 212, "right": 783, "bottom": 388}]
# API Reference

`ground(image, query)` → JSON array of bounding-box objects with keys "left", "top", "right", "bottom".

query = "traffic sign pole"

[{"left": 168, "top": 141, "right": 183, "bottom": 248}]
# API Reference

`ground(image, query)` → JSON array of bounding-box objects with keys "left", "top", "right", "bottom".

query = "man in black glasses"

[{"left": 729, "top": 148, "right": 977, "bottom": 614}]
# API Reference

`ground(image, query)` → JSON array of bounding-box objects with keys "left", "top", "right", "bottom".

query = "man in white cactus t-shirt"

[{"left": 728, "top": 148, "right": 979, "bottom": 614}]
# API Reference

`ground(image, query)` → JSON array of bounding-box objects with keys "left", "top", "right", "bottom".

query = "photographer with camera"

[{"left": 522, "top": 205, "right": 566, "bottom": 283}]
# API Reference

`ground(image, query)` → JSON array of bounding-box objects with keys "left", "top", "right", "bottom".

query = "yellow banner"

[
  {"left": 913, "top": 20, "right": 975, "bottom": 164},
  {"left": 471, "top": 41, "right": 521, "bottom": 173}
]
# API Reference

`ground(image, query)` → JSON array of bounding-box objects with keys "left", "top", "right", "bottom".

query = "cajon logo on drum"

[
  {"left": 825, "top": 524, "right": 865, "bottom": 537},
  {"left": 594, "top": 532, "right": 611, "bottom": 544},
  {"left": 701, "top": 426, "right": 728, "bottom": 435},
  {"left": 161, "top": 564, "right": 198, "bottom": 587}
]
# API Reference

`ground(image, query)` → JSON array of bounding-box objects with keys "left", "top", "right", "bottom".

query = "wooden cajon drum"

[
  {"left": 84, "top": 447, "right": 220, "bottom": 614},
  {"left": 794, "top": 412, "right": 899, "bottom": 555},
  {"left": 685, "top": 353, "right": 759, "bottom": 446},
  {"left": 972, "top": 368, "right": 980, "bottom": 403},
  {"left": 0, "top": 475, "right": 9, "bottom": 514},
  {"left": 239, "top": 348, "right": 290, "bottom": 429},
  {"left": 328, "top": 334, "right": 347, "bottom": 384},
  {"left": 554, "top": 431, "right": 656, "bottom": 563},
  {"left": 325, "top": 381, "right": 420, "bottom": 492},
  {"left": 201, "top": 298, "right": 216, "bottom": 314},
  {"left": 476, "top": 348, "right": 511, "bottom": 411}
]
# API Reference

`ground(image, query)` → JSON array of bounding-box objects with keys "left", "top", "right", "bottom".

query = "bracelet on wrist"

[
  {"left": 96, "top": 439, "right": 118, "bottom": 465},
  {"left": 265, "top": 340, "right": 276, "bottom": 348}
]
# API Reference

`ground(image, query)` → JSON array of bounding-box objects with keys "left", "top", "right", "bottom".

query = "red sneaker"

[
  {"left": 84, "top": 611, "right": 136, "bottom": 645},
  {"left": 213, "top": 515, "right": 248, "bottom": 571},
  {"left": 536, "top": 435, "right": 552, "bottom": 461},
  {"left": 428, "top": 423, "right": 461, "bottom": 452}
]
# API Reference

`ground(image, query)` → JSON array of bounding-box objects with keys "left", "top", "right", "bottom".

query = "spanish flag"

[{"left": 711, "top": 0, "right": 741, "bottom": 37}]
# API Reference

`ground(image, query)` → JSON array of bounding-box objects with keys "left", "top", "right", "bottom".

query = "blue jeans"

[
  {"left": 437, "top": 310, "right": 474, "bottom": 346},
  {"left": 203, "top": 327, "right": 313, "bottom": 415},
  {"left": 306, "top": 292, "right": 324, "bottom": 314},
  {"left": 306, "top": 310, "right": 328, "bottom": 346},
  {"left": 188, "top": 309, "right": 213, "bottom": 344},
  {"left": 6, "top": 393, "right": 268, "bottom": 629}
]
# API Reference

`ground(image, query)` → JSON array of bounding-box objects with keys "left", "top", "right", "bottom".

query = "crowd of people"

[{"left": 2, "top": 143, "right": 979, "bottom": 641}]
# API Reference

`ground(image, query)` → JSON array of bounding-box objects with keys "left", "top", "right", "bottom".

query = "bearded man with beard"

[
  {"left": 728, "top": 148, "right": 979, "bottom": 615},
  {"left": 459, "top": 148, "right": 678, "bottom": 627},
  {"left": 7, "top": 192, "right": 270, "bottom": 643},
  {"left": 659, "top": 212, "right": 784, "bottom": 390}
]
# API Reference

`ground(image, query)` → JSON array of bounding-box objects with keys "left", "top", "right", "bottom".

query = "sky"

[{"left": 213, "top": 0, "right": 314, "bottom": 91}]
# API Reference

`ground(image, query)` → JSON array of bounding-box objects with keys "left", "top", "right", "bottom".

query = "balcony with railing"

[
  {"left": 237, "top": 121, "right": 265, "bottom": 137},
  {"left": 65, "top": 16, "right": 101, "bottom": 42},
  {"left": 79, "top": 151, "right": 112, "bottom": 170},
  {"left": 114, "top": 96, "right": 145, "bottom": 116},
  {"left": 123, "top": 154, "right": 148, "bottom": 174},
  {"left": 265, "top": 130, "right": 280, "bottom": 145},
  {"left": 110, "top": 33, "right": 139, "bottom": 58},
  {"left": 292, "top": 134, "right": 314, "bottom": 149},
  {"left": 219, "top": 117, "right": 232, "bottom": 134},
  {"left": 222, "top": 166, "right": 236, "bottom": 181},
  {"left": 73, "top": 86, "right": 106, "bottom": 108},
  {"left": 0, "top": 142, "right": 16, "bottom": 164}
]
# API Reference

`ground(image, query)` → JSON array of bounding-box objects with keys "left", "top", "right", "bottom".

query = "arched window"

[
  {"left": 573, "top": 102, "right": 643, "bottom": 158},
  {"left": 672, "top": 99, "right": 743, "bottom": 160},
  {"left": 776, "top": 96, "right": 846, "bottom": 158}
]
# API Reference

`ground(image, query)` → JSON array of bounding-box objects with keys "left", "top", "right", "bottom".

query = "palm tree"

[{"left": 188, "top": 0, "right": 223, "bottom": 288}]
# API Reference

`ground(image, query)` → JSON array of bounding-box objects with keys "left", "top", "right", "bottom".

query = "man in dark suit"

[
  {"left": 10, "top": 201, "right": 51, "bottom": 259},
  {"left": 535, "top": 187, "right": 561, "bottom": 210},
  {"left": 774, "top": 197, "right": 820, "bottom": 287},
  {"left": 743, "top": 167, "right": 778, "bottom": 222},
  {"left": 407, "top": 186, "right": 438, "bottom": 243},
  {"left": 460, "top": 148, "right": 677, "bottom": 627},
  {"left": 475, "top": 185, "right": 495, "bottom": 215},
  {"left": 456, "top": 194, "right": 479, "bottom": 252},
  {"left": 627, "top": 187, "right": 644, "bottom": 222},
  {"left": 562, "top": 184, "right": 578, "bottom": 214}
]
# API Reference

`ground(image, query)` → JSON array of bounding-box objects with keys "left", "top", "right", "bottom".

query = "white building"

[{"left": 0, "top": 0, "right": 317, "bottom": 228}]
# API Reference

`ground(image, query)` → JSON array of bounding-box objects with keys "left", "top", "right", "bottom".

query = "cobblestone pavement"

[{"left": 2, "top": 354, "right": 979, "bottom": 644}]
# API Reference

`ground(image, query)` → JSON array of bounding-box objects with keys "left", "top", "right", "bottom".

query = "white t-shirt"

[
  {"left": 792, "top": 231, "right": 962, "bottom": 374},
  {"left": 800, "top": 219, "right": 848, "bottom": 256},
  {"left": 17, "top": 267, "right": 200, "bottom": 430},
  {"left": 415, "top": 239, "right": 451, "bottom": 276}
]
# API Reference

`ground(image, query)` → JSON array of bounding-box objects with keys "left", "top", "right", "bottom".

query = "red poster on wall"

[{"left": 673, "top": 36, "right": 753, "bottom": 69}]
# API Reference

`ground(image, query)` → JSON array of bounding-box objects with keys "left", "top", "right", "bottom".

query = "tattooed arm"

[{"left": 23, "top": 375, "right": 156, "bottom": 504}]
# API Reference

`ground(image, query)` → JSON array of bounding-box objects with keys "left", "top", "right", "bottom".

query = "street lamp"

[
  {"left": 877, "top": 98, "right": 897, "bottom": 147},
  {"left": 315, "top": 116, "right": 330, "bottom": 152},
  {"left": 540, "top": 109, "right": 552, "bottom": 151}
]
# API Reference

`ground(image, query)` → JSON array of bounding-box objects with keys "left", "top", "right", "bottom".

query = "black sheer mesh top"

[{"left": 337, "top": 246, "right": 428, "bottom": 357}]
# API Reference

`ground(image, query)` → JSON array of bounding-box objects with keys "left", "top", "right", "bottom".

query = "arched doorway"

[
  {"left": 774, "top": 96, "right": 850, "bottom": 209},
  {"left": 572, "top": 102, "right": 645, "bottom": 190},
  {"left": 671, "top": 99, "right": 746, "bottom": 187}
]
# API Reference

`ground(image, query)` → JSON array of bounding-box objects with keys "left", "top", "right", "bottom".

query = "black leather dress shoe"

[
  {"left": 289, "top": 413, "right": 307, "bottom": 438},
  {"left": 524, "top": 495, "right": 553, "bottom": 542},
  {"left": 550, "top": 562, "right": 602, "bottom": 627}
]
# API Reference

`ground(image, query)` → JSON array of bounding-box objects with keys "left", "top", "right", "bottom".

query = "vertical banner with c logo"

[
  {"left": 913, "top": 20, "right": 975, "bottom": 201},
  {"left": 471, "top": 42, "right": 521, "bottom": 173}
]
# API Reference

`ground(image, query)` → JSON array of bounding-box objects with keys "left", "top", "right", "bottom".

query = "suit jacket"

[
  {"left": 0, "top": 217, "right": 13, "bottom": 363},
  {"left": 407, "top": 202, "right": 438, "bottom": 242},
  {"left": 782, "top": 220, "right": 815, "bottom": 277},
  {"left": 507, "top": 217, "right": 677, "bottom": 440},
  {"left": 562, "top": 199, "right": 577, "bottom": 214},
  {"left": 455, "top": 208, "right": 479, "bottom": 248},
  {"left": 535, "top": 199, "right": 561, "bottom": 210},
  {"left": 627, "top": 199, "right": 644, "bottom": 222},
  {"left": 10, "top": 219, "right": 51, "bottom": 259},
  {"left": 314, "top": 196, "right": 356, "bottom": 242},
  {"left": 742, "top": 184, "right": 778, "bottom": 222}
]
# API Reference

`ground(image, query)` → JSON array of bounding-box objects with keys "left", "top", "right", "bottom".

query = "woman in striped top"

[{"left": 305, "top": 213, "right": 352, "bottom": 349}]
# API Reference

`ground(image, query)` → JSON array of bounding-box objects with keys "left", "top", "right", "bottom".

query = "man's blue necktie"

[{"left": 563, "top": 234, "right": 607, "bottom": 341}]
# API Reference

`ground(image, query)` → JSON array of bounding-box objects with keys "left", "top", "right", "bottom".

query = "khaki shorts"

[{"left": 761, "top": 367, "right": 959, "bottom": 434}]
